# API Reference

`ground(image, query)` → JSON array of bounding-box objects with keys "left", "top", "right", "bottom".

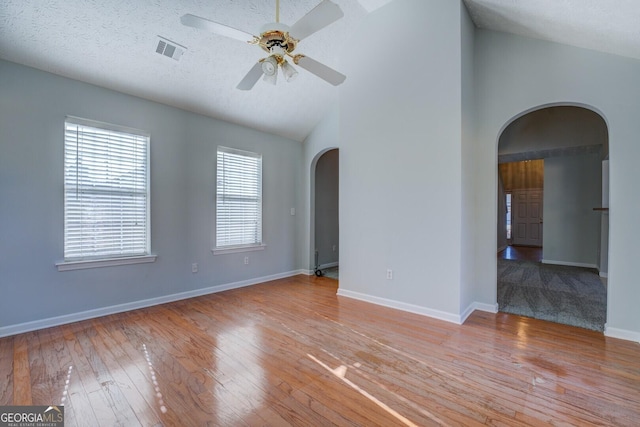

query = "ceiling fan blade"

[
  {"left": 289, "top": 0, "right": 344, "bottom": 41},
  {"left": 295, "top": 55, "right": 346, "bottom": 86},
  {"left": 181, "top": 14, "right": 256, "bottom": 43},
  {"left": 236, "top": 61, "right": 264, "bottom": 90}
]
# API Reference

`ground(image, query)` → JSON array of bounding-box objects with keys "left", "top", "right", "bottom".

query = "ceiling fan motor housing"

[{"left": 259, "top": 23, "right": 298, "bottom": 59}]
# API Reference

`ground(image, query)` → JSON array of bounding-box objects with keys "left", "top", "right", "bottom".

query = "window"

[
  {"left": 215, "top": 146, "right": 263, "bottom": 252},
  {"left": 59, "top": 117, "right": 153, "bottom": 270}
]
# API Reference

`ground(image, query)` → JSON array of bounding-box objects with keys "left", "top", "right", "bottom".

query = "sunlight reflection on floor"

[
  {"left": 60, "top": 365, "right": 73, "bottom": 406},
  {"left": 142, "top": 344, "right": 167, "bottom": 414},
  {"left": 214, "top": 324, "right": 266, "bottom": 424},
  {"left": 307, "top": 353, "right": 421, "bottom": 427}
]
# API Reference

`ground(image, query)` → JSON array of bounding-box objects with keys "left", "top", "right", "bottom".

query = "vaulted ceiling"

[
  {"left": 1, "top": 0, "right": 639, "bottom": 141},
  {"left": 463, "top": 0, "right": 640, "bottom": 62}
]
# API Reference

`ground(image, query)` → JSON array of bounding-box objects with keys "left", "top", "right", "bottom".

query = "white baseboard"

[
  {"left": 0, "top": 269, "right": 307, "bottom": 338},
  {"left": 497, "top": 245, "right": 507, "bottom": 253},
  {"left": 336, "top": 289, "right": 462, "bottom": 324},
  {"left": 599, "top": 271, "right": 608, "bottom": 278},
  {"left": 319, "top": 262, "right": 339, "bottom": 269},
  {"left": 541, "top": 259, "right": 598, "bottom": 269},
  {"left": 460, "top": 302, "right": 499, "bottom": 323},
  {"left": 604, "top": 325, "right": 640, "bottom": 343},
  {"left": 336, "top": 290, "right": 500, "bottom": 326}
]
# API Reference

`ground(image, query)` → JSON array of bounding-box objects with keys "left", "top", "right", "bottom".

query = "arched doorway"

[
  {"left": 496, "top": 105, "right": 609, "bottom": 331},
  {"left": 310, "top": 148, "right": 339, "bottom": 279}
]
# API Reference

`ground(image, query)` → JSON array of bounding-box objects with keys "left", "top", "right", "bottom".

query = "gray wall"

[
  {"left": 600, "top": 160, "right": 609, "bottom": 275},
  {"left": 314, "top": 149, "right": 339, "bottom": 267},
  {"left": 473, "top": 29, "right": 640, "bottom": 338},
  {"left": 543, "top": 154, "right": 601, "bottom": 267},
  {"left": 302, "top": 107, "right": 339, "bottom": 272},
  {"left": 460, "top": 1, "right": 478, "bottom": 312},
  {"left": 184, "top": 113, "right": 301, "bottom": 287},
  {"left": 0, "top": 59, "right": 301, "bottom": 330},
  {"left": 338, "top": 0, "right": 464, "bottom": 319},
  {"left": 600, "top": 215, "right": 609, "bottom": 275}
]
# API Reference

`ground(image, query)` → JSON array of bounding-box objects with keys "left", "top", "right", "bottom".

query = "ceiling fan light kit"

[
  {"left": 181, "top": 0, "right": 346, "bottom": 91},
  {"left": 261, "top": 55, "right": 279, "bottom": 76},
  {"left": 263, "top": 67, "right": 278, "bottom": 85},
  {"left": 281, "top": 60, "right": 298, "bottom": 82}
]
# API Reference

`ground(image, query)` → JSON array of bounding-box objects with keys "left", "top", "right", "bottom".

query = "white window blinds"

[
  {"left": 216, "top": 146, "right": 262, "bottom": 249},
  {"left": 64, "top": 117, "right": 150, "bottom": 261}
]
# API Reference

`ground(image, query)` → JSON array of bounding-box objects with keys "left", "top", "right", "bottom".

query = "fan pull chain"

[{"left": 276, "top": 0, "right": 280, "bottom": 23}]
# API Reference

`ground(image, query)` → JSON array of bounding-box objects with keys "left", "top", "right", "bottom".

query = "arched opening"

[
  {"left": 496, "top": 105, "right": 609, "bottom": 331},
  {"left": 310, "top": 148, "right": 339, "bottom": 279}
]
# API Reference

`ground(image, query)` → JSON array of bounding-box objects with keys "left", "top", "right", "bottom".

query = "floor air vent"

[{"left": 155, "top": 36, "right": 186, "bottom": 61}]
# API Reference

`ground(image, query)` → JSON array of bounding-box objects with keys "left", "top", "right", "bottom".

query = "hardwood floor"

[
  {"left": 1, "top": 275, "right": 639, "bottom": 426},
  {"left": 498, "top": 245, "right": 542, "bottom": 262}
]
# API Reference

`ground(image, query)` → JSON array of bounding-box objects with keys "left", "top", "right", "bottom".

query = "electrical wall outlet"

[
  {"left": 386, "top": 269, "right": 393, "bottom": 280},
  {"left": 244, "top": 256, "right": 249, "bottom": 265},
  {"left": 191, "top": 263, "right": 198, "bottom": 273}
]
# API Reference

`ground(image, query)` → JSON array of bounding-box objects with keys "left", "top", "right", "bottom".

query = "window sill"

[
  {"left": 56, "top": 254, "right": 157, "bottom": 271},
  {"left": 212, "top": 244, "right": 266, "bottom": 255}
]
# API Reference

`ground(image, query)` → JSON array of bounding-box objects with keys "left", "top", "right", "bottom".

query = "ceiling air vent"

[{"left": 155, "top": 36, "right": 186, "bottom": 61}]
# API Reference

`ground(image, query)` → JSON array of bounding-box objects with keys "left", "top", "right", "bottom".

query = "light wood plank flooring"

[{"left": 1, "top": 275, "right": 639, "bottom": 426}]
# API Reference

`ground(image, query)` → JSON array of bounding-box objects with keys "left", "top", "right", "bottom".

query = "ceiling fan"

[{"left": 181, "top": 0, "right": 346, "bottom": 90}]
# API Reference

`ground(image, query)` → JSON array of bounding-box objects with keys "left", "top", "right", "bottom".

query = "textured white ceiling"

[
  {"left": 0, "top": 0, "right": 373, "bottom": 141},
  {"left": 1, "top": 1, "right": 639, "bottom": 141},
  {"left": 463, "top": 0, "right": 640, "bottom": 61}
]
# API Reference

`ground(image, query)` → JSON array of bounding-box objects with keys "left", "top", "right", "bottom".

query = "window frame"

[
  {"left": 56, "top": 116, "right": 155, "bottom": 271},
  {"left": 213, "top": 146, "right": 265, "bottom": 255}
]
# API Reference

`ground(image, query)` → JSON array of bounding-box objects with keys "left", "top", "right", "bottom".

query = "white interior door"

[{"left": 512, "top": 189, "right": 543, "bottom": 247}]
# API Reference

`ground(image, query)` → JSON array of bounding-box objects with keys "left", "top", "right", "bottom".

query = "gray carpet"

[{"left": 497, "top": 259, "right": 607, "bottom": 331}]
